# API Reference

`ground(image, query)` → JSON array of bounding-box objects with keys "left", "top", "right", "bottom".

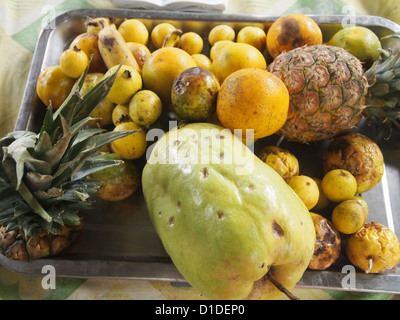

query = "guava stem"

[{"left": 265, "top": 273, "right": 300, "bottom": 300}]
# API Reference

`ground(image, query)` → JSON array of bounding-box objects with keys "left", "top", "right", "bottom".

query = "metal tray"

[{"left": 3, "top": 8, "right": 400, "bottom": 295}]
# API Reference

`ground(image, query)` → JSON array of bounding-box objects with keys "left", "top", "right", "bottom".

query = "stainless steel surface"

[{"left": 5, "top": 8, "right": 400, "bottom": 294}]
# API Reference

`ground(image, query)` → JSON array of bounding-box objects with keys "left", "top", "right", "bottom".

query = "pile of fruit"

[{"left": 1, "top": 13, "right": 400, "bottom": 300}]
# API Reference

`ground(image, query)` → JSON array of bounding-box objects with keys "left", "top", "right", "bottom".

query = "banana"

[
  {"left": 98, "top": 23, "right": 140, "bottom": 72},
  {"left": 162, "top": 28, "right": 182, "bottom": 47}
]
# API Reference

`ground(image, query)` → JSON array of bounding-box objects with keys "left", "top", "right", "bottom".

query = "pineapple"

[
  {"left": 267, "top": 44, "right": 369, "bottom": 143},
  {"left": 363, "top": 34, "right": 400, "bottom": 138},
  {"left": 0, "top": 63, "right": 134, "bottom": 261}
]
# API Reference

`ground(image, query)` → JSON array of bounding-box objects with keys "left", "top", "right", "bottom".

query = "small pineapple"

[
  {"left": 268, "top": 32, "right": 400, "bottom": 143},
  {"left": 268, "top": 44, "right": 368, "bottom": 143},
  {"left": 0, "top": 62, "right": 134, "bottom": 261}
]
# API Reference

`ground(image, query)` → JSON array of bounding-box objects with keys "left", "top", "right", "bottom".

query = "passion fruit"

[{"left": 171, "top": 67, "right": 220, "bottom": 122}]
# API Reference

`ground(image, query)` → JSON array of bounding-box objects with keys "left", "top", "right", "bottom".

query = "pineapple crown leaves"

[
  {"left": 364, "top": 32, "right": 400, "bottom": 138},
  {"left": 0, "top": 60, "right": 138, "bottom": 237}
]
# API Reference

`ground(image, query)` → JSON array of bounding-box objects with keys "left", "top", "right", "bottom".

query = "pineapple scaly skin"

[
  {"left": 0, "top": 62, "right": 135, "bottom": 261},
  {"left": 267, "top": 44, "right": 368, "bottom": 143}
]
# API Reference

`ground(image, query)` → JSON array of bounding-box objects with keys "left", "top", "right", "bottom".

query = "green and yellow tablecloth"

[{"left": 0, "top": 0, "right": 400, "bottom": 300}]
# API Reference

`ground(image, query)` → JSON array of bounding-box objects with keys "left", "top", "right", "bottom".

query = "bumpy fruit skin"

[
  {"left": 322, "top": 133, "right": 384, "bottom": 194},
  {"left": 346, "top": 222, "right": 400, "bottom": 273},
  {"left": 257, "top": 145, "right": 299, "bottom": 181},
  {"left": 308, "top": 213, "right": 341, "bottom": 270},
  {"left": 142, "top": 123, "right": 315, "bottom": 300},
  {"left": 267, "top": 45, "right": 368, "bottom": 143}
]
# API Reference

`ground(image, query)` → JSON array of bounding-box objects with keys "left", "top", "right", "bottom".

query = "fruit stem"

[{"left": 265, "top": 273, "right": 300, "bottom": 300}]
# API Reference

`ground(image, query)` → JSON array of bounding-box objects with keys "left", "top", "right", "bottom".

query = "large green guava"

[{"left": 142, "top": 123, "right": 315, "bottom": 300}]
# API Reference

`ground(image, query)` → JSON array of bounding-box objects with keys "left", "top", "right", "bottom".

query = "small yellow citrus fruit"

[
  {"left": 118, "top": 19, "right": 149, "bottom": 45},
  {"left": 179, "top": 32, "right": 203, "bottom": 55},
  {"left": 331, "top": 199, "right": 367, "bottom": 234},
  {"left": 208, "top": 24, "right": 235, "bottom": 46},
  {"left": 321, "top": 169, "right": 357, "bottom": 202}
]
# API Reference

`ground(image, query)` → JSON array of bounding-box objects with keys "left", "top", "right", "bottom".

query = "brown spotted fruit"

[
  {"left": 171, "top": 67, "right": 220, "bottom": 122},
  {"left": 308, "top": 213, "right": 341, "bottom": 270},
  {"left": 142, "top": 122, "right": 315, "bottom": 300},
  {"left": 323, "top": 133, "right": 384, "bottom": 194}
]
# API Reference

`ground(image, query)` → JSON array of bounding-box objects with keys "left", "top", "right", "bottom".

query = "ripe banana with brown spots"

[{"left": 98, "top": 23, "right": 140, "bottom": 72}]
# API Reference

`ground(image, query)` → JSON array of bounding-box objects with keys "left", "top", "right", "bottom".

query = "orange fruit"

[
  {"left": 208, "top": 24, "right": 235, "bottom": 46},
  {"left": 142, "top": 47, "right": 197, "bottom": 103},
  {"left": 266, "top": 13, "right": 323, "bottom": 59},
  {"left": 237, "top": 26, "right": 267, "bottom": 52},
  {"left": 150, "top": 22, "right": 176, "bottom": 48},
  {"left": 211, "top": 42, "right": 267, "bottom": 84},
  {"left": 216, "top": 68, "right": 289, "bottom": 140}
]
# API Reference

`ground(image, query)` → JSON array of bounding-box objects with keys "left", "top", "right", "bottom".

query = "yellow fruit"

[
  {"left": 312, "top": 178, "right": 331, "bottom": 211},
  {"left": 237, "top": 26, "right": 267, "bottom": 52},
  {"left": 79, "top": 72, "right": 115, "bottom": 127},
  {"left": 328, "top": 26, "right": 381, "bottom": 67},
  {"left": 104, "top": 65, "right": 142, "bottom": 105},
  {"left": 211, "top": 42, "right": 267, "bottom": 84},
  {"left": 129, "top": 90, "right": 162, "bottom": 126},
  {"left": 266, "top": 13, "right": 323, "bottom": 59},
  {"left": 110, "top": 122, "right": 147, "bottom": 160},
  {"left": 287, "top": 175, "right": 320, "bottom": 210},
  {"left": 346, "top": 222, "right": 400, "bottom": 273},
  {"left": 126, "top": 42, "right": 151, "bottom": 72},
  {"left": 191, "top": 53, "right": 212, "bottom": 71},
  {"left": 216, "top": 68, "right": 289, "bottom": 140},
  {"left": 112, "top": 104, "right": 130, "bottom": 125},
  {"left": 178, "top": 32, "right": 203, "bottom": 55},
  {"left": 331, "top": 199, "right": 368, "bottom": 234},
  {"left": 69, "top": 32, "right": 107, "bottom": 73},
  {"left": 151, "top": 22, "right": 176, "bottom": 48},
  {"left": 321, "top": 169, "right": 357, "bottom": 202},
  {"left": 118, "top": 19, "right": 149, "bottom": 45},
  {"left": 36, "top": 65, "right": 75, "bottom": 109},
  {"left": 142, "top": 47, "right": 197, "bottom": 104},
  {"left": 322, "top": 133, "right": 384, "bottom": 194},
  {"left": 209, "top": 40, "right": 234, "bottom": 61},
  {"left": 59, "top": 46, "right": 89, "bottom": 78},
  {"left": 208, "top": 24, "right": 235, "bottom": 46},
  {"left": 257, "top": 145, "right": 299, "bottom": 182},
  {"left": 308, "top": 212, "right": 341, "bottom": 270},
  {"left": 90, "top": 153, "right": 140, "bottom": 202}
]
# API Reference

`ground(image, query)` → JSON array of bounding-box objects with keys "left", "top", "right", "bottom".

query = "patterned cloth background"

[{"left": 0, "top": 0, "right": 400, "bottom": 300}]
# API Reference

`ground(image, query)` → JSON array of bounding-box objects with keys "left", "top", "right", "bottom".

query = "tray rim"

[{"left": 7, "top": 8, "right": 400, "bottom": 295}]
